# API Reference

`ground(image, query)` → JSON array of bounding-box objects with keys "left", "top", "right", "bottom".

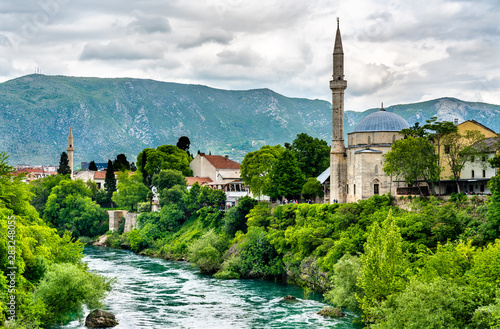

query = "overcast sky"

[{"left": 0, "top": 0, "right": 498, "bottom": 111}]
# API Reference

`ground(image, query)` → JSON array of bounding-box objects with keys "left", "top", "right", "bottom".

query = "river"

[{"left": 56, "top": 246, "right": 362, "bottom": 329}]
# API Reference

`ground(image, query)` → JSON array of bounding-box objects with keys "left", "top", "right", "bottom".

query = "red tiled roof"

[
  {"left": 13, "top": 168, "right": 56, "bottom": 176},
  {"left": 203, "top": 155, "right": 240, "bottom": 169},
  {"left": 186, "top": 177, "right": 213, "bottom": 186},
  {"left": 94, "top": 171, "right": 106, "bottom": 179}
]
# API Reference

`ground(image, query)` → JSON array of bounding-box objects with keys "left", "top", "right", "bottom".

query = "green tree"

[
  {"left": 57, "top": 151, "right": 71, "bottom": 175},
  {"left": 359, "top": 212, "right": 408, "bottom": 322},
  {"left": 383, "top": 136, "right": 441, "bottom": 196},
  {"left": 374, "top": 277, "right": 478, "bottom": 329},
  {"left": 188, "top": 229, "right": 226, "bottom": 274},
  {"left": 267, "top": 149, "right": 305, "bottom": 201},
  {"left": 158, "top": 203, "right": 186, "bottom": 232},
  {"left": 324, "top": 254, "right": 363, "bottom": 311},
  {"left": 44, "top": 180, "right": 108, "bottom": 236},
  {"left": 301, "top": 177, "right": 324, "bottom": 200},
  {"left": 290, "top": 133, "right": 330, "bottom": 178},
  {"left": 176, "top": 136, "right": 192, "bottom": 157},
  {"left": 137, "top": 145, "right": 193, "bottom": 187},
  {"left": 160, "top": 185, "right": 187, "bottom": 207},
  {"left": 35, "top": 263, "right": 113, "bottom": 325},
  {"left": 113, "top": 153, "right": 131, "bottom": 171},
  {"left": 423, "top": 117, "right": 458, "bottom": 168},
  {"left": 112, "top": 171, "right": 149, "bottom": 211},
  {"left": 442, "top": 130, "right": 486, "bottom": 192},
  {"left": 222, "top": 196, "right": 258, "bottom": 236},
  {"left": 104, "top": 160, "right": 117, "bottom": 206},
  {"left": 486, "top": 175, "right": 500, "bottom": 240},
  {"left": 241, "top": 145, "right": 284, "bottom": 198},
  {"left": 29, "top": 174, "right": 68, "bottom": 214},
  {"left": 400, "top": 122, "right": 427, "bottom": 138},
  {"left": 88, "top": 160, "right": 98, "bottom": 171},
  {"left": 152, "top": 169, "right": 186, "bottom": 192},
  {"left": 0, "top": 152, "right": 110, "bottom": 328}
]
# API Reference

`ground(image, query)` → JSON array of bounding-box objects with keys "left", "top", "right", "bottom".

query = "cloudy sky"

[{"left": 0, "top": 0, "right": 498, "bottom": 111}]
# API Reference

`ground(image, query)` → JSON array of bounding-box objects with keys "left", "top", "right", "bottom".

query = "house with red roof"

[
  {"left": 190, "top": 153, "right": 241, "bottom": 182},
  {"left": 189, "top": 153, "right": 250, "bottom": 206},
  {"left": 13, "top": 167, "right": 56, "bottom": 183}
]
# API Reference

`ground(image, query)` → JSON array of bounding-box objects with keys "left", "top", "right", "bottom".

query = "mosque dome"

[{"left": 353, "top": 109, "right": 409, "bottom": 132}]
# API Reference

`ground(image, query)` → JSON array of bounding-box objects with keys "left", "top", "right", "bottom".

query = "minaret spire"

[
  {"left": 330, "top": 18, "right": 348, "bottom": 204},
  {"left": 67, "top": 127, "right": 75, "bottom": 178}
]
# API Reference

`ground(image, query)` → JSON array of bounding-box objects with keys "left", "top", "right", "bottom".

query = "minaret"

[
  {"left": 330, "top": 18, "right": 347, "bottom": 203},
  {"left": 67, "top": 127, "right": 74, "bottom": 178}
]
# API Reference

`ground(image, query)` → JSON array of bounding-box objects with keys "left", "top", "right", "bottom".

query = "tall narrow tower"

[
  {"left": 67, "top": 127, "right": 74, "bottom": 178},
  {"left": 330, "top": 18, "right": 347, "bottom": 203}
]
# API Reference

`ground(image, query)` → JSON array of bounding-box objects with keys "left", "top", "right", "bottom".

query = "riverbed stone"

[
  {"left": 282, "top": 295, "right": 299, "bottom": 302},
  {"left": 85, "top": 309, "right": 118, "bottom": 327},
  {"left": 93, "top": 234, "right": 108, "bottom": 246}
]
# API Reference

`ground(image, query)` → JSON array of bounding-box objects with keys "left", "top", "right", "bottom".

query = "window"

[
  {"left": 374, "top": 184, "right": 379, "bottom": 195},
  {"left": 354, "top": 184, "right": 356, "bottom": 195},
  {"left": 96, "top": 183, "right": 101, "bottom": 189},
  {"left": 444, "top": 145, "right": 450, "bottom": 154},
  {"left": 346, "top": 184, "right": 349, "bottom": 194},
  {"left": 483, "top": 170, "right": 486, "bottom": 178},
  {"left": 471, "top": 156, "right": 475, "bottom": 162},
  {"left": 482, "top": 156, "right": 487, "bottom": 162},
  {"left": 472, "top": 170, "right": 475, "bottom": 178},
  {"left": 480, "top": 184, "right": 485, "bottom": 192}
]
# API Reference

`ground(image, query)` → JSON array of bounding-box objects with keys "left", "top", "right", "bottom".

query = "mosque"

[{"left": 326, "top": 19, "right": 410, "bottom": 203}]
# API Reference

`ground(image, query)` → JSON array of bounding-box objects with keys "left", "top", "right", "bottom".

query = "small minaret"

[
  {"left": 330, "top": 18, "right": 348, "bottom": 203},
  {"left": 67, "top": 127, "right": 74, "bottom": 178}
]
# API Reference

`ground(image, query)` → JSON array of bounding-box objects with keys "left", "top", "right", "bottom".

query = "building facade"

[{"left": 328, "top": 20, "right": 410, "bottom": 203}]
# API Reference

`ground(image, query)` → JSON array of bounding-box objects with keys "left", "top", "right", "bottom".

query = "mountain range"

[{"left": 0, "top": 74, "right": 498, "bottom": 166}]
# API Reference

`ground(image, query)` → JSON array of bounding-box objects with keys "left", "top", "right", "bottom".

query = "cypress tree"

[
  {"left": 104, "top": 160, "right": 117, "bottom": 205},
  {"left": 88, "top": 161, "right": 98, "bottom": 171},
  {"left": 57, "top": 152, "right": 71, "bottom": 175}
]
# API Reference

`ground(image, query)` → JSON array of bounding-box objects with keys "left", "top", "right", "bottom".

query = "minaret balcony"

[{"left": 330, "top": 80, "right": 347, "bottom": 90}]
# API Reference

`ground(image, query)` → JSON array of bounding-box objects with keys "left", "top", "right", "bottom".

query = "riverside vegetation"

[
  {"left": 0, "top": 153, "right": 113, "bottom": 328},
  {"left": 5, "top": 135, "right": 500, "bottom": 328},
  {"left": 103, "top": 150, "right": 500, "bottom": 328}
]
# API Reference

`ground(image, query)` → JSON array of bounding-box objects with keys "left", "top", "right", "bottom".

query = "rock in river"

[{"left": 85, "top": 309, "right": 118, "bottom": 328}]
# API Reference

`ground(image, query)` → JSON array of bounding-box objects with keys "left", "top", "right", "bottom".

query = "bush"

[
  {"left": 159, "top": 204, "right": 186, "bottom": 232},
  {"left": 34, "top": 263, "right": 113, "bottom": 325},
  {"left": 234, "top": 226, "right": 284, "bottom": 279},
  {"left": 188, "top": 229, "right": 227, "bottom": 274},
  {"left": 138, "top": 202, "right": 151, "bottom": 213},
  {"left": 373, "top": 278, "right": 480, "bottom": 329},
  {"left": 324, "top": 254, "right": 363, "bottom": 311},
  {"left": 222, "top": 196, "right": 258, "bottom": 236}
]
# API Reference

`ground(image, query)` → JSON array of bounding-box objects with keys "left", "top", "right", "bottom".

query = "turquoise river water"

[{"left": 56, "top": 246, "right": 362, "bottom": 329}]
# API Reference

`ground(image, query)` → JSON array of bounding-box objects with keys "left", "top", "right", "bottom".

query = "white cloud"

[{"left": 0, "top": 0, "right": 498, "bottom": 111}]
